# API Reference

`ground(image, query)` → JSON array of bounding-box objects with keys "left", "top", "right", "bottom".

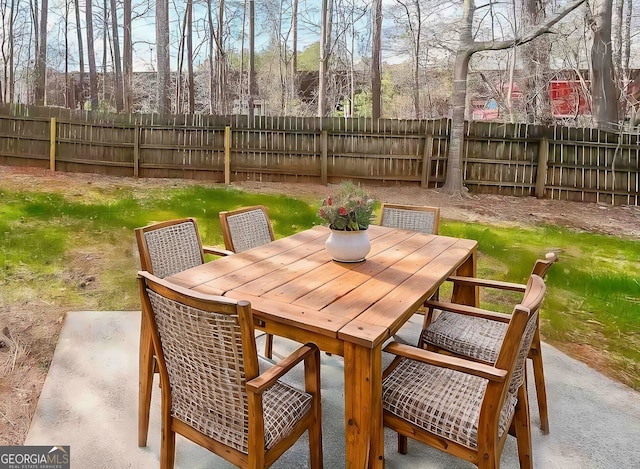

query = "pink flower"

[
  {"left": 339, "top": 207, "right": 347, "bottom": 216},
  {"left": 327, "top": 197, "right": 333, "bottom": 206}
]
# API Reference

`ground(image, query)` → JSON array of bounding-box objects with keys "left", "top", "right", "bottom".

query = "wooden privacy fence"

[{"left": 0, "top": 105, "right": 638, "bottom": 206}]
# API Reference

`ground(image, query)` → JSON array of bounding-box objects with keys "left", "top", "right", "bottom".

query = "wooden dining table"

[{"left": 166, "top": 224, "right": 478, "bottom": 468}]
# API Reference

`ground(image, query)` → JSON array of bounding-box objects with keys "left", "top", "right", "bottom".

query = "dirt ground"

[{"left": 1, "top": 165, "right": 639, "bottom": 446}]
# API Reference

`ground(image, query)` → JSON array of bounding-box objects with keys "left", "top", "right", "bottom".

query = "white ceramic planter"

[{"left": 325, "top": 229, "right": 371, "bottom": 262}]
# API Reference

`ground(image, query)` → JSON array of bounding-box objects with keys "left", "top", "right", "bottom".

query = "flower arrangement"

[{"left": 317, "top": 181, "right": 375, "bottom": 231}]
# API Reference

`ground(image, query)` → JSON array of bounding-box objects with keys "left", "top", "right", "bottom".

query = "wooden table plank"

[
  {"left": 319, "top": 235, "right": 459, "bottom": 317},
  {"left": 354, "top": 239, "right": 477, "bottom": 336},
  {"left": 167, "top": 226, "right": 327, "bottom": 289},
  {"left": 292, "top": 233, "right": 433, "bottom": 312}
]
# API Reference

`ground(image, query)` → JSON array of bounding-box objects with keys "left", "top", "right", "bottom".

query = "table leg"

[
  {"left": 343, "top": 342, "right": 384, "bottom": 469},
  {"left": 451, "top": 251, "right": 478, "bottom": 306}
]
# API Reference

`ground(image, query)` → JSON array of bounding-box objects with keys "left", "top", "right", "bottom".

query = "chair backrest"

[
  {"left": 219, "top": 205, "right": 275, "bottom": 253},
  {"left": 379, "top": 203, "right": 440, "bottom": 235},
  {"left": 137, "top": 271, "right": 259, "bottom": 454},
  {"left": 531, "top": 251, "right": 559, "bottom": 278},
  {"left": 135, "top": 218, "right": 205, "bottom": 279},
  {"left": 495, "top": 274, "right": 547, "bottom": 394}
]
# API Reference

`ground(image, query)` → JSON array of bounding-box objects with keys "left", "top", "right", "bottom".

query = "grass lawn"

[{"left": 1, "top": 182, "right": 639, "bottom": 390}]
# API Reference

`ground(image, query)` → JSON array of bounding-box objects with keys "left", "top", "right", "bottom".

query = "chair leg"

[
  {"left": 529, "top": 328, "right": 550, "bottom": 434},
  {"left": 138, "top": 317, "right": 155, "bottom": 447},
  {"left": 160, "top": 417, "right": 176, "bottom": 469},
  {"left": 308, "top": 408, "right": 323, "bottom": 468},
  {"left": 398, "top": 433, "right": 408, "bottom": 455},
  {"left": 264, "top": 333, "right": 274, "bottom": 359},
  {"left": 514, "top": 385, "right": 533, "bottom": 469}
]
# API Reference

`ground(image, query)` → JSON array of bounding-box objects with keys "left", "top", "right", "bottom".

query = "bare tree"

[
  {"left": 34, "top": 0, "right": 47, "bottom": 104},
  {"left": 86, "top": 0, "right": 99, "bottom": 109},
  {"left": 371, "top": 0, "right": 382, "bottom": 119},
  {"left": 587, "top": 0, "right": 618, "bottom": 129},
  {"left": 73, "top": 0, "right": 85, "bottom": 108},
  {"left": 123, "top": 0, "right": 132, "bottom": 111},
  {"left": 443, "top": 0, "right": 587, "bottom": 196},
  {"left": 318, "top": 0, "right": 333, "bottom": 116},
  {"left": 110, "top": 0, "right": 123, "bottom": 111},
  {"left": 186, "top": 0, "right": 194, "bottom": 113},
  {"left": 156, "top": 0, "right": 171, "bottom": 113}
]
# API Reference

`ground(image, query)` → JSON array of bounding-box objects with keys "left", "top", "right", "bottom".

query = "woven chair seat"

[
  {"left": 422, "top": 311, "right": 506, "bottom": 364},
  {"left": 262, "top": 382, "right": 313, "bottom": 450},
  {"left": 423, "top": 310, "right": 533, "bottom": 395},
  {"left": 382, "top": 357, "right": 517, "bottom": 450}
]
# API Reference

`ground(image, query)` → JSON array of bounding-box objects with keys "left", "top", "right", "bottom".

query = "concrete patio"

[{"left": 25, "top": 310, "right": 640, "bottom": 468}]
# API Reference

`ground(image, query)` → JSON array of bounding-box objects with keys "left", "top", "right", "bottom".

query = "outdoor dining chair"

[
  {"left": 382, "top": 273, "right": 547, "bottom": 469},
  {"left": 379, "top": 203, "right": 440, "bottom": 235},
  {"left": 134, "top": 217, "right": 231, "bottom": 447},
  {"left": 219, "top": 205, "right": 277, "bottom": 358},
  {"left": 379, "top": 203, "right": 441, "bottom": 305},
  {"left": 137, "top": 271, "right": 323, "bottom": 469},
  {"left": 420, "top": 252, "right": 558, "bottom": 434}
]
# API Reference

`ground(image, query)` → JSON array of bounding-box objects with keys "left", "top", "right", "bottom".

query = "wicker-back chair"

[
  {"left": 420, "top": 252, "right": 558, "bottom": 434},
  {"left": 379, "top": 203, "right": 441, "bottom": 305},
  {"left": 379, "top": 203, "right": 440, "bottom": 235},
  {"left": 382, "top": 274, "right": 547, "bottom": 469},
  {"left": 135, "top": 217, "right": 230, "bottom": 447},
  {"left": 137, "top": 271, "right": 323, "bottom": 469},
  {"left": 219, "top": 205, "right": 277, "bottom": 358},
  {"left": 135, "top": 217, "right": 230, "bottom": 279},
  {"left": 219, "top": 205, "right": 275, "bottom": 253}
]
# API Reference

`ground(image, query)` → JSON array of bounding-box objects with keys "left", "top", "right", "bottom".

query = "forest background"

[{"left": 0, "top": 0, "right": 637, "bottom": 194}]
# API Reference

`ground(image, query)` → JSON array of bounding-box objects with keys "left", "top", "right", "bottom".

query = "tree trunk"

[
  {"left": 86, "top": 0, "right": 99, "bottom": 109},
  {"left": 187, "top": 0, "right": 194, "bottom": 113},
  {"left": 522, "top": 0, "right": 552, "bottom": 124},
  {"left": 371, "top": 0, "right": 382, "bottom": 119},
  {"left": 217, "top": 0, "right": 226, "bottom": 114},
  {"left": 123, "top": 0, "right": 132, "bottom": 112},
  {"left": 74, "top": 0, "right": 85, "bottom": 109},
  {"left": 291, "top": 0, "right": 298, "bottom": 102},
  {"left": 248, "top": 0, "right": 255, "bottom": 119},
  {"left": 207, "top": 0, "right": 215, "bottom": 113},
  {"left": 156, "top": 0, "right": 171, "bottom": 114},
  {"left": 34, "top": 0, "right": 47, "bottom": 105},
  {"left": 589, "top": 0, "right": 618, "bottom": 129},
  {"left": 110, "top": 0, "right": 123, "bottom": 111},
  {"left": 318, "top": 0, "right": 332, "bottom": 117},
  {"left": 8, "top": 0, "right": 16, "bottom": 102},
  {"left": 443, "top": 49, "right": 472, "bottom": 194},
  {"left": 64, "top": 1, "right": 70, "bottom": 108}
]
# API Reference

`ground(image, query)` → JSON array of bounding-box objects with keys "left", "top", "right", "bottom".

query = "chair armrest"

[
  {"left": 384, "top": 342, "right": 507, "bottom": 382},
  {"left": 203, "top": 245, "right": 234, "bottom": 257},
  {"left": 425, "top": 300, "right": 512, "bottom": 323},
  {"left": 447, "top": 275, "right": 526, "bottom": 293},
  {"left": 246, "top": 343, "right": 320, "bottom": 394}
]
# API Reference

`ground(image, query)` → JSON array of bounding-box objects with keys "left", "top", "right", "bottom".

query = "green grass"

[{"left": 1, "top": 184, "right": 639, "bottom": 388}]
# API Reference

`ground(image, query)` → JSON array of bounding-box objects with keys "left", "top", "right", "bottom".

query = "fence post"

[
  {"left": 133, "top": 124, "right": 140, "bottom": 178},
  {"left": 49, "top": 118, "right": 56, "bottom": 171},
  {"left": 536, "top": 137, "right": 549, "bottom": 198},
  {"left": 321, "top": 130, "right": 328, "bottom": 185},
  {"left": 225, "top": 126, "right": 231, "bottom": 185},
  {"left": 421, "top": 135, "right": 434, "bottom": 188}
]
